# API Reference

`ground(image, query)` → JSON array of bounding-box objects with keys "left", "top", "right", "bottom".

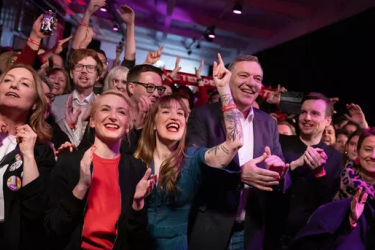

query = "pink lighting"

[
  {"left": 233, "top": 9, "right": 242, "bottom": 14},
  {"left": 100, "top": 7, "right": 107, "bottom": 12},
  {"left": 208, "top": 34, "right": 215, "bottom": 39}
]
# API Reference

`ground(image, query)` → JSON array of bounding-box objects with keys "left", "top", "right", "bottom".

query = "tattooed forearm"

[
  {"left": 207, "top": 145, "right": 219, "bottom": 155},
  {"left": 220, "top": 94, "right": 234, "bottom": 106},
  {"left": 224, "top": 110, "right": 243, "bottom": 142},
  {"left": 220, "top": 144, "right": 230, "bottom": 154}
]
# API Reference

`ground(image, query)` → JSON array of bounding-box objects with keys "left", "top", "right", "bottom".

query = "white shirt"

[
  {"left": 235, "top": 108, "right": 254, "bottom": 222},
  {"left": 0, "top": 133, "right": 17, "bottom": 221},
  {"left": 64, "top": 90, "right": 95, "bottom": 145}
]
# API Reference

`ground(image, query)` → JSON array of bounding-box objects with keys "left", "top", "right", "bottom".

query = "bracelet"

[
  {"left": 315, "top": 167, "right": 326, "bottom": 178},
  {"left": 196, "top": 78, "right": 203, "bottom": 82},
  {"left": 222, "top": 104, "right": 237, "bottom": 112},
  {"left": 67, "top": 122, "right": 76, "bottom": 131},
  {"left": 28, "top": 37, "right": 41, "bottom": 46},
  {"left": 80, "top": 22, "right": 89, "bottom": 27}
]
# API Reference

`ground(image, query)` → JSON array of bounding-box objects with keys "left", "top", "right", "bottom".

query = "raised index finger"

[{"left": 217, "top": 53, "right": 224, "bottom": 66}]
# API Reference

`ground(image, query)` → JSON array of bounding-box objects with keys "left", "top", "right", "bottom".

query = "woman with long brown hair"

[
  {"left": 134, "top": 54, "right": 245, "bottom": 250},
  {"left": 0, "top": 64, "right": 55, "bottom": 250}
]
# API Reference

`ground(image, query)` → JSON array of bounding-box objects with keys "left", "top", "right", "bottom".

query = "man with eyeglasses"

[
  {"left": 126, "top": 64, "right": 165, "bottom": 104},
  {"left": 51, "top": 49, "right": 104, "bottom": 146}
]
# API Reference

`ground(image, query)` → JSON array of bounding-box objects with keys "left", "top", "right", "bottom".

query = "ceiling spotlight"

[
  {"left": 100, "top": 7, "right": 107, "bottom": 12},
  {"left": 204, "top": 26, "right": 216, "bottom": 41},
  {"left": 233, "top": 2, "right": 242, "bottom": 14},
  {"left": 187, "top": 50, "right": 192, "bottom": 55},
  {"left": 196, "top": 42, "right": 201, "bottom": 49},
  {"left": 113, "top": 24, "right": 119, "bottom": 32}
]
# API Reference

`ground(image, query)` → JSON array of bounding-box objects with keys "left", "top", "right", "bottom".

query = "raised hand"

[
  {"left": 133, "top": 95, "right": 152, "bottom": 129},
  {"left": 213, "top": 53, "right": 231, "bottom": 89},
  {"left": 144, "top": 45, "right": 164, "bottom": 65},
  {"left": 266, "top": 84, "right": 287, "bottom": 105},
  {"left": 304, "top": 147, "right": 327, "bottom": 170},
  {"left": 345, "top": 103, "right": 369, "bottom": 129},
  {"left": 78, "top": 146, "right": 96, "bottom": 188},
  {"left": 87, "top": 0, "right": 106, "bottom": 15},
  {"left": 350, "top": 187, "right": 368, "bottom": 224},
  {"left": 79, "top": 27, "right": 95, "bottom": 49},
  {"left": 15, "top": 125, "right": 37, "bottom": 158},
  {"left": 195, "top": 59, "right": 204, "bottom": 79},
  {"left": 116, "top": 5, "right": 135, "bottom": 25},
  {"left": 65, "top": 94, "right": 82, "bottom": 127},
  {"left": 170, "top": 56, "right": 182, "bottom": 79},
  {"left": 133, "top": 168, "right": 157, "bottom": 210},
  {"left": 241, "top": 147, "right": 280, "bottom": 191},
  {"left": 53, "top": 36, "right": 73, "bottom": 54}
]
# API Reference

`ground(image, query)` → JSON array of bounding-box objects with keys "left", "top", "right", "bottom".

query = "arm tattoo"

[
  {"left": 220, "top": 144, "right": 230, "bottom": 154},
  {"left": 207, "top": 145, "right": 219, "bottom": 155},
  {"left": 224, "top": 110, "right": 243, "bottom": 142},
  {"left": 220, "top": 94, "right": 234, "bottom": 106}
]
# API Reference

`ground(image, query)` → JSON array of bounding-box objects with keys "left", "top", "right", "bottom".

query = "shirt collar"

[
  {"left": 244, "top": 107, "right": 254, "bottom": 122},
  {"left": 72, "top": 90, "right": 95, "bottom": 104}
]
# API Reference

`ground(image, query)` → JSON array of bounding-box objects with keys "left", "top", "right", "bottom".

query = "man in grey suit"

[
  {"left": 187, "top": 55, "right": 286, "bottom": 250},
  {"left": 51, "top": 49, "right": 103, "bottom": 146}
]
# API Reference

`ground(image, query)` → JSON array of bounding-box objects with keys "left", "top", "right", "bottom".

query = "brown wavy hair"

[
  {"left": 0, "top": 64, "right": 52, "bottom": 142},
  {"left": 134, "top": 95, "right": 188, "bottom": 197}
]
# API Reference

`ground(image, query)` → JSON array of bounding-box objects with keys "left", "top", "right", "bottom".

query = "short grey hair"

[
  {"left": 228, "top": 55, "right": 260, "bottom": 72},
  {"left": 103, "top": 66, "right": 129, "bottom": 91}
]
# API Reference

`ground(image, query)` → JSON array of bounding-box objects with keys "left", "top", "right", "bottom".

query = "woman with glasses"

[
  {"left": 134, "top": 54, "right": 245, "bottom": 250},
  {"left": 0, "top": 64, "right": 55, "bottom": 250}
]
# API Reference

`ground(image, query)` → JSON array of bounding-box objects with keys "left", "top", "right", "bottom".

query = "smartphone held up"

[{"left": 40, "top": 10, "right": 56, "bottom": 36}]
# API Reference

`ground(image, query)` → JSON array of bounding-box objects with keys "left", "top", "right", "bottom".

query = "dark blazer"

[
  {"left": 187, "top": 102, "right": 284, "bottom": 250},
  {"left": 0, "top": 142, "right": 55, "bottom": 250},
  {"left": 292, "top": 198, "right": 375, "bottom": 250},
  {"left": 44, "top": 147, "right": 149, "bottom": 250}
]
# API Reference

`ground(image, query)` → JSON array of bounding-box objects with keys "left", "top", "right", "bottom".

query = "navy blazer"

[
  {"left": 187, "top": 102, "right": 284, "bottom": 250},
  {"left": 293, "top": 198, "right": 375, "bottom": 250}
]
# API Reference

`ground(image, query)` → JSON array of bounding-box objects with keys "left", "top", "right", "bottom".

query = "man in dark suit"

[{"left": 187, "top": 55, "right": 286, "bottom": 250}]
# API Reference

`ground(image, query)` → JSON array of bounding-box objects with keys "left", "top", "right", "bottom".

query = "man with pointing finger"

[
  {"left": 187, "top": 55, "right": 286, "bottom": 250},
  {"left": 269, "top": 92, "right": 343, "bottom": 250}
]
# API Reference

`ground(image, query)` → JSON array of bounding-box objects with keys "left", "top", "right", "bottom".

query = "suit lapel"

[{"left": 253, "top": 109, "right": 264, "bottom": 160}]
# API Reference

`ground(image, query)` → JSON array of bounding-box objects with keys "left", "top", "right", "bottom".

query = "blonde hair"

[
  {"left": 89, "top": 89, "right": 132, "bottom": 135},
  {"left": 134, "top": 95, "right": 188, "bottom": 197},
  {"left": 103, "top": 66, "right": 129, "bottom": 91},
  {"left": 0, "top": 64, "right": 52, "bottom": 142}
]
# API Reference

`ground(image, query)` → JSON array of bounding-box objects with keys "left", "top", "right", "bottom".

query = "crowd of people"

[{"left": 0, "top": 0, "right": 374, "bottom": 250}]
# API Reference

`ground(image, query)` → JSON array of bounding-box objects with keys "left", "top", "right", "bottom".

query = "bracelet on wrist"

[
  {"left": 222, "top": 103, "right": 237, "bottom": 112},
  {"left": 315, "top": 167, "right": 326, "bottom": 178},
  {"left": 67, "top": 122, "right": 76, "bottom": 131},
  {"left": 28, "top": 37, "right": 41, "bottom": 46},
  {"left": 349, "top": 215, "right": 357, "bottom": 228},
  {"left": 80, "top": 22, "right": 89, "bottom": 27}
]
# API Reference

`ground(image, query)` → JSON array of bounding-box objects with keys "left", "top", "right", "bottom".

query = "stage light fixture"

[
  {"left": 113, "top": 24, "right": 119, "bottom": 31},
  {"left": 100, "top": 7, "right": 107, "bottom": 12},
  {"left": 233, "top": 2, "right": 242, "bottom": 14},
  {"left": 203, "top": 26, "right": 216, "bottom": 41}
]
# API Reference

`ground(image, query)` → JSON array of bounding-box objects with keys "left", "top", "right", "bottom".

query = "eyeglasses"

[
  {"left": 132, "top": 81, "right": 166, "bottom": 95},
  {"left": 101, "top": 60, "right": 109, "bottom": 66},
  {"left": 45, "top": 93, "right": 55, "bottom": 102},
  {"left": 73, "top": 64, "right": 97, "bottom": 73}
]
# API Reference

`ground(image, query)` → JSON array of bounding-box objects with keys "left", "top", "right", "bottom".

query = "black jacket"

[
  {"left": 187, "top": 103, "right": 284, "bottom": 250},
  {"left": 0, "top": 142, "right": 55, "bottom": 250},
  {"left": 44, "top": 147, "right": 149, "bottom": 250}
]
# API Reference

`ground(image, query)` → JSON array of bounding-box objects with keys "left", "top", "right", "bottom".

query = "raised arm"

[
  {"left": 204, "top": 54, "right": 244, "bottom": 168},
  {"left": 72, "top": 0, "right": 105, "bottom": 49},
  {"left": 116, "top": 5, "right": 136, "bottom": 62}
]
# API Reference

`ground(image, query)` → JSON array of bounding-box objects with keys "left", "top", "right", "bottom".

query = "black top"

[
  {"left": 279, "top": 135, "right": 343, "bottom": 237},
  {"left": 0, "top": 142, "right": 55, "bottom": 250},
  {"left": 46, "top": 115, "right": 70, "bottom": 148},
  {"left": 44, "top": 147, "right": 149, "bottom": 250}
]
